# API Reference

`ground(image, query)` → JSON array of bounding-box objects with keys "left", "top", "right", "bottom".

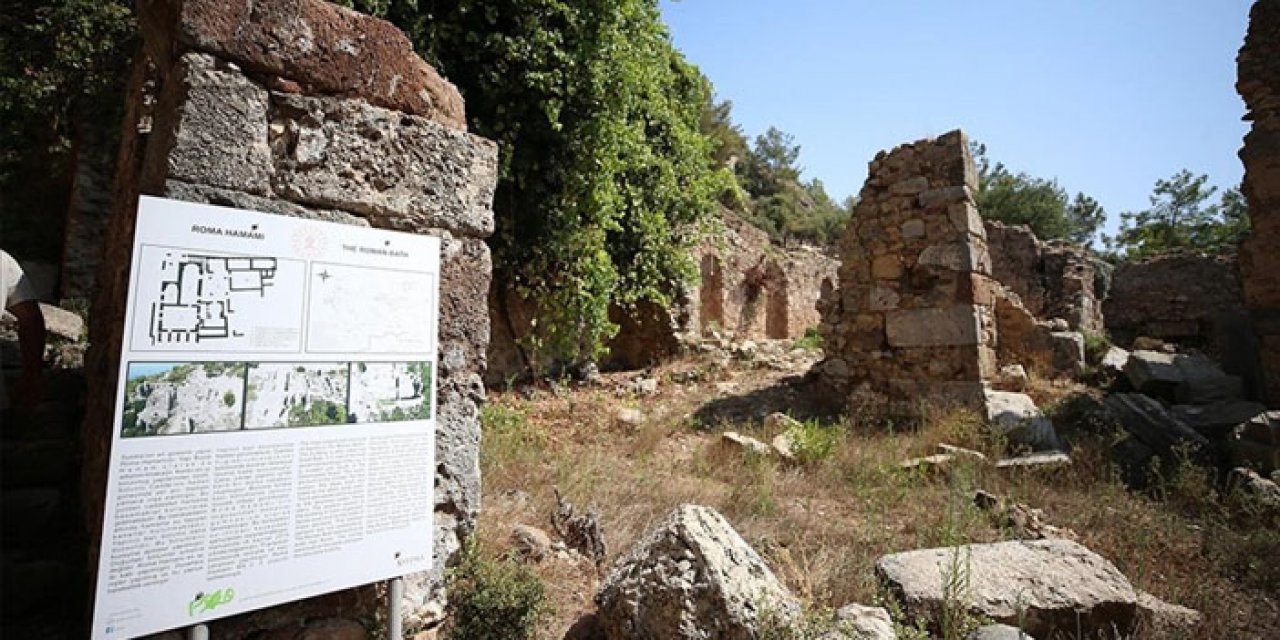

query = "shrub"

[
  {"left": 446, "top": 542, "right": 548, "bottom": 640},
  {"left": 786, "top": 418, "right": 842, "bottom": 465}
]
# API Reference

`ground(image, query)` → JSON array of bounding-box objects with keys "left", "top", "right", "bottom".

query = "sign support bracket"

[{"left": 388, "top": 576, "right": 404, "bottom": 640}]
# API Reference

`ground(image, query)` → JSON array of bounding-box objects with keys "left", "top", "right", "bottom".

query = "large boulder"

[
  {"left": 875, "top": 539, "right": 1137, "bottom": 638},
  {"left": 595, "top": 504, "right": 799, "bottom": 640}
]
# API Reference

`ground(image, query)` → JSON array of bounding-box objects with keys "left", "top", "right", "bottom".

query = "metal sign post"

[
  {"left": 388, "top": 577, "right": 404, "bottom": 640},
  {"left": 188, "top": 624, "right": 209, "bottom": 640}
]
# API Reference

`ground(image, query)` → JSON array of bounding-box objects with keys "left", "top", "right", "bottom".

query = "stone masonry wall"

[
  {"left": 1103, "top": 252, "right": 1245, "bottom": 345},
  {"left": 687, "top": 211, "right": 838, "bottom": 341},
  {"left": 984, "top": 220, "right": 1104, "bottom": 334},
  {"left": 82, "top": 1, "right": 497, "bottom": 636},
  {"left": 817, "top": 130, "right": 997, "bottom": 415},
  {"left": 485, "top": 209, "right": 838, "bottom": 385},
  {"left": 1239, "top": 0, "right": 1280, "bottom": 406}
]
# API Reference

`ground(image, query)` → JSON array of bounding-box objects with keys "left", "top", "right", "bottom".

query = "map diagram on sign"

[
  {"left": 306, "top": 262, "right": 435, "bottom": 355},
  {"left": 130, "top": 246, "right": 307, "bottom": 353}
]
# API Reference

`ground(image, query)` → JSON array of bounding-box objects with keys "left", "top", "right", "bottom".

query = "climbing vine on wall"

[{"left": 355, "top": 0, "right": 728, "bottom": 367}]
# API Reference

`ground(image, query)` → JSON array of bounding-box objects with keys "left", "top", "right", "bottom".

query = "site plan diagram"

[{"left": 147, "top": 252, "right": 279, "bottom": 345}]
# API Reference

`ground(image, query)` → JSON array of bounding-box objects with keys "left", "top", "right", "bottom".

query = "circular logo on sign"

[{"left": 291, "top": 225, "right": 327, "bottom": 259}]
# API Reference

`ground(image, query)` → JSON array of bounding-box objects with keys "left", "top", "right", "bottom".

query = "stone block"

[
  {"left": 984, "top": 390, "right": 1060, "bottom": 450},
  {"left": 901, "top": 218, "right": 926, "bottom": 238},
  {"left": 949, "top": 202, "right": 984, "bottom": 235},
  {"left": 886, "top": 306, "right": 981, "bottom": 347},
  {"left": 889, "top": 176, "right": 930, "bottom": 195},
  {"left": 919, "top": 241, "right": 981, "bottom": 272},
  {"left": 917, "top": 185, "right": 971, "bottom": 209},
  {"left": 149, "top": 53, "right": 274, "bottom": 195},
  {"left": 1229, "top": 437, "right": 1280, "bottom": 474},
  {"left": 1239, "top": 410, "right": 1280, "bottom": 444},
  {"left": 1050, "top": 331, "right": 1084, "bottom": 373},
  {"left": 140, "top": 0, "right": 466, "bottom": 128},
  {"left": 875, "top": 539, "right": 1137, "bottom": 638},
  {"left": 868, "top": 285, "right": 900, "bottom": 311},
  {"left": 270, "top": 94, "right": 498, "bottom": 238},
  {"left": 871, "top": 254, "right": 903, "bottom": 280}
]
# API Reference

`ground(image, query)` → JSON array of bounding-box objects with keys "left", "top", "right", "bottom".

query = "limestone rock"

[
  {"left": 1229, "top": 467, "right": 1280, "bottom": 508},
  {"left": 1123, "top": 350, "right": 1182, "bottom": 400},
  {"left": 969, "top": 625, "right": 1034, "bottom": 640},
  {"left": 875, "top": 539, "right": 1137, "bottom": 638},
  {"left": 992, "top": 364, "right": 1028, "bottom": 392},
  {"left": 983, "top": 390, "right": 1060, "bottom": 450},
  {"left": 1236, "top": 409, "right": 1280, "bottom": 445},
  {"left": 899, "top": 453, "right": 956, "bottom": 471},
  {"left": 511, "top": 524, "right": 553, "bottom": 562},
  {"left": 1135, "top": 591, "right": 1201, "bottom": 637},
  {"left": 822, "top": 603, "right": 896, "bottom": 640},
  {"left": 937, "top": 443, "right": 987, "bottom": 461},
  {"left": 1100, "top": 345, "right": 1130, "bottom": 376},
  {"left": 721, "top": 431, "right": 772, "bottom": 458},
  {"left": 141, "top": 0, "right": 466, "bottom": 128},
  {"left": 596, "top": 504, "right": 799, "bottom": 639},
  {"left": 1229, "top": 437, "right": 1280, "bottom": 475},
  {"left": 614, "top": 407, "right": 645, "bottom": 431}
]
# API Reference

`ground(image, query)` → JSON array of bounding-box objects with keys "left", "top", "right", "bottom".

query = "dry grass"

[{"left": 469, "top": 351, "right": 1280, "bottom": 639}]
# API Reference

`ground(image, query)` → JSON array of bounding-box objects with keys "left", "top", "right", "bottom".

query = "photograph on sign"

[{"left": 91, "top": 197, "right": 440, "bottom": 640}]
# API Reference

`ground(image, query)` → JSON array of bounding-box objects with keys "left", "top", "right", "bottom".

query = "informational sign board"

[{"left": 91, "top": 196, "right": 439, "bottom": 640}]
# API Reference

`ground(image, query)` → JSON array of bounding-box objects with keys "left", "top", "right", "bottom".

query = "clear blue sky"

[{"left": 660, "top": 0, "right": 1253, "bottom": 239}]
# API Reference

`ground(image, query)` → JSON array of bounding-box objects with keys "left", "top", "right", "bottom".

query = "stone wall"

[
  {"left": 687, "top": 211, "right": 838, "bottom": 340},
  {"left": 1103, "top": 252, "right": 1245, "bottom": 345},
  {"left": 817, "top": 130, "right": 997, "bottom": 414},
  {"left": 984, "top": 221, "right": 1105, "bottom": 333},
  {"left": 1239, "top": 0, "right": 1280, "bottom": 406},
  {"left": 485, "top": 209, "right": 838, "bottom": 385},
  {"left": 82, "top": 1, "right": 496, "bottom": 636}
]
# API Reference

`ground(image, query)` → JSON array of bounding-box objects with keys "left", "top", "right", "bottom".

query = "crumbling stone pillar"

[
  {"left": 1239, "top": 0, "right": 1280, "bottom": 407},
  {"left": 82, "top": 0, "right": 496, "bottom": 635},
  {"left": 817, "top": 130, "right": 997, "bottom": 415}
]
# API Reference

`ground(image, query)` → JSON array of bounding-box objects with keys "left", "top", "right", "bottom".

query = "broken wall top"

[
  {"left": 1238, "top": 0, "right": 1280, "bottom": 122},
  {"left": 138, "top": 0, "right": 466, "bottom": 129}
]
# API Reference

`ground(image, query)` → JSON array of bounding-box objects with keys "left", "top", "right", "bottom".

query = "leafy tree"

[
  {"left": 1106, "top": 170, "right": 1248, "bottom": 258},
  {"left": 0, "top": 0, "right": 136, "bottom": 260},
  {"left": 356, "top": 0, "right": 725, "bottom": 367},
  {"left": 738, "top": 126, "right": 802, "bottom": 197},
  {"left": 701, "top": 97, "right": 749, "bottom": 170},
  {"left": 970, "top": 141, "right": 1105, "bottom": 246}
]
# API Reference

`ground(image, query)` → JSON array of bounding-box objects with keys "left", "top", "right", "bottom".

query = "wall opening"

[
  {"left": 765, "top": 263, "right": 789, "bottom": 339},
  {"left": 699, "top": 254, "right": 725, "bottom": 333}
]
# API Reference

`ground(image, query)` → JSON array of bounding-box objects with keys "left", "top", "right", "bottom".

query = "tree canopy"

[
  {"left": 970, "top": 142, "right": 1106, "bottom": 246},
  {"left": 1105, "top": 169, "right": 1248, "bottom": 259}
]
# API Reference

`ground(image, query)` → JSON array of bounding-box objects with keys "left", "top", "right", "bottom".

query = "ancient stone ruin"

[
  {"left": 1103, "top": 252, "right": 1245, "bottom": 345},
  {"left": 817, "top": 130, "right": 998, "bottom": 414},
  {"left": 687, "top": 211, "right": 837, "bottom": 342},
  {"left": 1238, "top": 0, "right": 1280, "bottom": 407},
  {"left": 984, "top": 220, "right": 1106, "bottom": 334},
  {"left": 486, "top": 208, "right": 837, "bottom": 384},
  {"left": 80, "top": 0, "right": 496, "bottom": 635}
]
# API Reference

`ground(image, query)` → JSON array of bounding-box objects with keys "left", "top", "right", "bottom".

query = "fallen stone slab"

[
  {"left": 992, "top": 364, "right": 1029, "bottom": 391},
  {"left": 721, "top": 431, "right": 772, "bottom": 458},
  {"left": 875, "top": 539, "right": 1137, "bottom": 638},
  {"left": 938, "top": 443, "right": 988, "bottom": 461},
  {"left": 1229, "top": 438, "right": 1280, "bottom": 475},
  {"left": 1173, "top": 400, "right": 1267, "bottom": 438},
  {"left": 1228, "top": 467, "right": 1280, "bottom": 508},
  {"left": 1123, "top": 350, "right": 1243, "bottom": 404},
  {"left": 995, "top": 451, "right": 1071, "bottom": 470},
  {"left": 983, "top": 390, "right": 1061, "bottom": 450},
  {"left": 596, "top": 504, "right": 798, "bottom": 639},
  {"left": 899, "top": 453, "right": 956, "bottom": 471},
  {"left": 1103, "top": 393, "right": 1209, "bottom": 460}
]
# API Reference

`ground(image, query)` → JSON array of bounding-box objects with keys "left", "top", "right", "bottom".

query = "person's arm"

[{"left": 10, "top": 300, "right": 45, "bottom": 410}]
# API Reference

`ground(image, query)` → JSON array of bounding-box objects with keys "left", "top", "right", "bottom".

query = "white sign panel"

[{"left": 92, "top": 197, "right": 439, "bottom": 639}]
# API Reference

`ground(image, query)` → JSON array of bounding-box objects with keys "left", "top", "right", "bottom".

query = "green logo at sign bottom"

[{"left": 189, "top": 588, "right": 235, "bottom": 617}]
